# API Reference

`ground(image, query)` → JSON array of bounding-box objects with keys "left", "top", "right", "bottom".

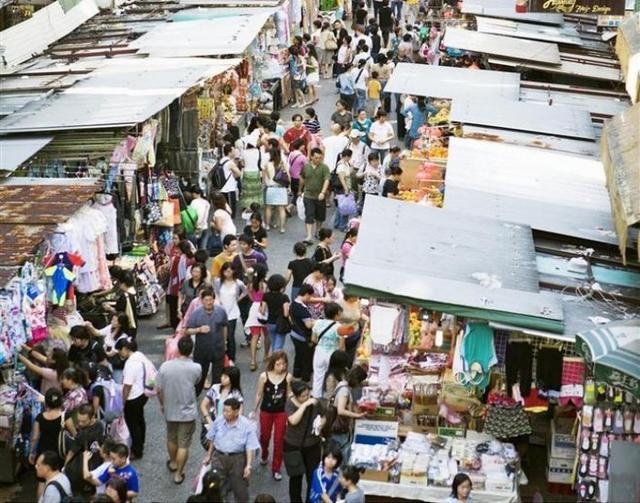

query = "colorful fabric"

[
  {"left": 309, "top": 464, "right": 341, "bottom": 503},
  {"left": 484, "top": 404, "right": 532, "bottom": 439},
  {"left": 559, "top": 358, "right": 586, "bottom": 407}
]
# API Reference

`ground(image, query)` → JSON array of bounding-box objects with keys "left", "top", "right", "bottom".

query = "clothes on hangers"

[
  {"left": 43, "top": 252, "right": 84, "bottom": 306},
  {"left": 92, "top": 194, "right": 119, "bottom": 255},
  {"left": 459, "top": 322, "right": 497, "bottom": 391},
  {"left": 559, "top": 358, "right": 586, "bottom": 407},
  {"left": 536, "top": 347, "right": 563, "bottom": 392},
  {"left": 505, "top": 341, "right": 533, "bottom": 398}
]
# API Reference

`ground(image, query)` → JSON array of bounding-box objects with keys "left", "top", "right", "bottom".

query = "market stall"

[
  {"left": 342, "top": 196, "right": 640, "bottom": 500},
  {"left": 572, "top": 320, "right": 640, "bottom": 503}
]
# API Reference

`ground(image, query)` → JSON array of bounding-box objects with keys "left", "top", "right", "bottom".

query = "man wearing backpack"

[
  {"left": 214, "top": 143, "right": 242, "bottom": 218},
  {"left": 36, "top": 450, "right": 72, "bottom": 503}
]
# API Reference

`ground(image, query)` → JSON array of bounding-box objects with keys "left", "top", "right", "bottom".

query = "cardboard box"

[
  {"left": 361, "top": 469, "right": 389, "bottom": 482},
  {"left": 400, "top": 473, "right": 427, "bottom": 486},
  {"left": 547, "top": 465, "right": 573, "bottom": 484},
  {"left": 550, "top": 418, "right": 577, "bottom": 459},
  {"left": 485, "top": 478, "right": 514, "bottom": 493}
]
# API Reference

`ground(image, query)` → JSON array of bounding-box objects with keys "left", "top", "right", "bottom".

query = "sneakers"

[{"left": 273, "top": 471, "right": 282, "bottom": 481}]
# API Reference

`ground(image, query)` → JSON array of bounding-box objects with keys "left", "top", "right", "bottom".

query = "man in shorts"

[
  {"left": 300, "top": 148, "right": 330, "bottom": 244},
  {"left": 157, "top": 337, "right": 202, "bottom": 484}
]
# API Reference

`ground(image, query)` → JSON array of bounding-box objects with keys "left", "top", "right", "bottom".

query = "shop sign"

[
  {"left": 528, "top": 0, "right": 625, "bottom": 15},
  {"left": 595, "top": 367, "right": 640, "bottom": 399},
  {"left": 353, "top": 420, "right": 398, "bottom": 445}
]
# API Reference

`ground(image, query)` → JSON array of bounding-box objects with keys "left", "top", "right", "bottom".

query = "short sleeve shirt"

[
  {"left": 285, "top": 399, "right": 325, "bottom": 447},
  {"left": 186, "top": 306, "right": 228, "bottom": 359},
  {"left": 313, "top": 319, "right": 340, "bottom": 352},
  {"left": 122, "top": 351, "right": 146, "bottom": 400},
  {"left": 263, "top": 291, "right": 290, "bottom": 324},
  {"left": 205, "top": 384, "right": 244, "bottom": 420},
  {"left": 157, "top": 358, "right": 202, "bottom": 422},
  {"left": 301, "top": 162, "right": 331, "bottom": 199},
  {"left": 290, "top": 300, "right": 313, "bottom": 340},
  {"left": 97, "top": 464, "right": 139, "bottom": 494},
  {"left": 288, "top": 258, "right": 314, "bottom": 287}
]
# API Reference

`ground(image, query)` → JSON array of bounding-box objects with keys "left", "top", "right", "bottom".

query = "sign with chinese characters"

[{"left": 528, "top": 0, "right": 625, "bottom": 15}]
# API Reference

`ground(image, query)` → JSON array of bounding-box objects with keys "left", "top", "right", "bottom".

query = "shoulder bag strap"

[
  {"left": 298, "top": 403, "right": 314, "bottom": 448},
  {"left": 316, "top": 321, "right": 337, "bottom": 345},
  {"left": 47, "top": 480, "right": 69, "bottom": 499}
]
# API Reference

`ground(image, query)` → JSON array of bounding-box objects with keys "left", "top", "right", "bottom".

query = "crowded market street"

[{"left": 0, "top": 1, "right": 639, "bottom": 503}]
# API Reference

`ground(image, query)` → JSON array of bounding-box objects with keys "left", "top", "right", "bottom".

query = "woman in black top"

[
  {"left": 284, "top": 380, "right": 326, "bottom": 503},
  {"left": 260, "top": 274, "right": 290, "bottom": 353},
  {"left": 104, "top": 271, "right": 138, "bottom": 338},
  {"left": 289, "top": 285, "right": 317, "bottom": 382},
  {"left": 313, "top": 228, "right": 342, "bottom": 277},
  {"left": 286, "top": 242, "right": 314, "bottom": 300},
  {"left": 31, "top": 388, "right": 64, "bottom": 494},
  {"left": 252, "top": 351, "right": 292, "bottom": 481},
  {"left": 179, "top": 263, "right": 207, "bottom": 317},
  {"left": 243, "top": 212, "right": 269, "bottom": 254}
]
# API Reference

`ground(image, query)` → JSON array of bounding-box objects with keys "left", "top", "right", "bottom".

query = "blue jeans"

[
  {"left": 334, "top": 203, "right": 349, "bottom": 231},
  {"left": 391, "top": 0, "right": 402, "bottom": 19},
  {"left": 355, "top": 89, "right": 366, "bottom": 113},
  {"left": 267, "top": 324, "right": 286, "bottom": 351},
  {"left": 291, "top": 286, "right": 301, "bottom": 301}
]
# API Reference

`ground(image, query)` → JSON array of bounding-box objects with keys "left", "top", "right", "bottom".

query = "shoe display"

[
  {"left": 597, "top": 456, "right": 607, "bottom": 480},
  {"left": 578, "top": 453, "right": 589, "bottom": 478},
  {"left": 599, "top": 433, "right": 609, "bottom": 458},
  {"left": 588, "top": 455, "right": 598, "bottom": 477},
  {"left": 593, "top": 407, "right": 604, "bottom": 433},
  {"left": 581, "top": 429, "right": 591, "bottom": 452},
  {"left": 584, "top": 379, "right": 596, "bottom": 405},
  {"left": 604, "top": 408, "right": 613, "bottom": 432},
  {"left": 624, "top": 409, "right": 634, "bottom": 434},
  {"left": 613, "top": 409, "right": 625, "bottom": 434},
  {"left": 583, "top": 405, "right": 594, "bottom": 429}
]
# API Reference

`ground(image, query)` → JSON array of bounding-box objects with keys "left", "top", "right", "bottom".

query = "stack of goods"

[
  {"left": 576, "top": 381, "right": 640, "bottom": 502},
  {"left": 350, "top": 439, "right": 401, "bottom": 482},
  {"left": 392, "top": 432, "right": 519, "bottom": 493}
]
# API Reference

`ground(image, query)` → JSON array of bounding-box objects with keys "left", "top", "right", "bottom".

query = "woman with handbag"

[
  {"left": 329, "top": 367, "right": 367, "bottom": 463},
  {"left": 30, "top": 388, "right": 65, "bottom": 499},
  {"left": 320, "top": 21, "right": 338, "bottom": 78},
  {"left": 284, "top": 381, "right": 326, "bottom": 503},
  {"left": 251, "top": 351, "right": 293, "bottom": 481},
  {"left": 263, "top": 148, "right": 290, "bottom": 234},
  {"left": 260, "top": 274, "right": 291, "bottom": 352},
  {"left": 214, "top": 263, "right": 248, "bottom": 362},
  {"left": 178, "top": 264, "right": 208, "bottom": 321}
]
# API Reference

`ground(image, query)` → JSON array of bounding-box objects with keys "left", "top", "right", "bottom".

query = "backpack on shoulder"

[{"left": 210, "top": 159, "right": 231, "bottom": 191}]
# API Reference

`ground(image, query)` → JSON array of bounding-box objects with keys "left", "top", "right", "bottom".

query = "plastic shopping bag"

[
  {"left": 108, "top": 416, "right": 131, "bottom": 447},
  {"left": 337, "top": 193, "right": 357, "bottom": 216},
  {"left": 193, "top": 463, "right": 210, "bottom": 494},
  {"left": 296, "top": 198, "right": 306, "bottom": 221}
]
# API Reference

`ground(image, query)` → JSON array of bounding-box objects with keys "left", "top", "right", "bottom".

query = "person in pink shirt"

[
  {"left": 287, "top": 138, "right": 308, "bottom": 208},
  {"left": 340, "top": 227, "right": 358, "bottom": 282}
]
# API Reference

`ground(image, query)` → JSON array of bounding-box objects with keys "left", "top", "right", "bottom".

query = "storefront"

[{"left": 341, "top": 196, "right": 639, "bottom": 502}]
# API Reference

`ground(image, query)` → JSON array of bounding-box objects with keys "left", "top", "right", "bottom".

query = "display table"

[{"left": 360, "top": 480, "right": 520, "bottom": 503}]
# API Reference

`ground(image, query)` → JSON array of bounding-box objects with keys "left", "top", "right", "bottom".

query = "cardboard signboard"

[
  {"left": 353, "top": 419, "right": 399, "bottom": 445},
  {"left": 528, "top": 0, "right": 625, "bottom": 15}
]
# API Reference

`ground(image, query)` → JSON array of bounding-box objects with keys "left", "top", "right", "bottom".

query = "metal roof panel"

[{"left": 0, "top": 136, "right": 54, "bottom": 175}]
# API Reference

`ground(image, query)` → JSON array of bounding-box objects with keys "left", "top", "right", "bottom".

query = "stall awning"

[
  {"left": 0, "top": 0, "right": 99, "bottom": 69},
  {"left": 600, "top": 102, "right": 640, "bottom": 263},
  {"left": 461, "top": 0, "right": 564, "bottom": 25},
  {"left": 0, "top": 58, "right": 241, "bottom": 133},
  {"left": 0, "top": 178, "right": 101, "bottom": 286},
  {"left": 615, "top": 13, "right": 640, "bottom": 103},
  {"left": 444, "top": 138, "right": 617, "bottom": 245},
  {"left": 129, "top": 13, "right": 271, "bottom": 57},
  {"left": 383, "top": 63, "right": 520, "bottom": 101},
  {"left": 344, "top": 197, "right": 565, "bottom": 333},
  {"left": 0, "top": 137, "right": 54, "bottom": 177},
  {"left": 450, "top": 98, "right": 595, "bottom": 140},
  {"left": 443, "top": 27, "right": 561, "bottom": 64},
  {"left": 475, "top": 17, "right": 582, "bottom": 45},
  {"left": 577, "top": 320, "right": 640, "bottom": 388}
]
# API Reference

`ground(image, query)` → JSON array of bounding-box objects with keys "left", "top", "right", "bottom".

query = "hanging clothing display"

[
  {"left": 536, "top": 347, "right": 563, "bottom": 392},
  {"left": 458, "top": 322, "right": 497, "bottom": 391},
  {"left": 559, "top": 357, "right": 586, "bottom": 407},
  {"left": 92, "top": 194, "right": 119, "bottom": 255},
  {"left": 43, "top": 252, "right": 84, "bottom": 306},
  {"left": 505, "top": 341, "right": 533, "bottom": 398},
  {"left": 20, "top": 263, "right": 48, "bottom": 344}
]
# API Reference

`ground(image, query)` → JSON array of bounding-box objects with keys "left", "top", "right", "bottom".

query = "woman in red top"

[
  {"left": 166, "top": 240, "right": 195, "bottom": 329},
  {"left": 283, "top": 114, "right": 312, "bottom": 154}
]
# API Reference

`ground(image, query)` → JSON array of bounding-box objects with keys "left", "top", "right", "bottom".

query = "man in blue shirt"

[
  {"left": 204, "top": 398, "right": 260, "bottom": 502},
  {"left": 85, "top": 443, "right": 139, "bottom": 500},
  {"left": 337, "top": 64, "right": 356, "bottom": 112}
]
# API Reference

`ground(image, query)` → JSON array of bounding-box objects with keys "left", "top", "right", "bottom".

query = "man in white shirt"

[
  {"left": 36, "top": 451, "right": 72, "bottom": 503},
  {"left": 189, "top": 186, "right": 211, "bottom": 243},
  {"left": 323, "top": 123, "right": 350, "bottom": 172},
  {"left": 351, "top": 60, "right": 369, "bottom": 113},
  {"left": 117, "top": 338, "right": 150, "bottom": 459},
  {"left": 219, "top": 143, "right": 242, "bottom": 218},
  {"left": 351, "top": 26, "right": 372, "bottom": 52},
  {"left": 346, "top": 129, "right": 370, "bottom": 174},
  {"left": 368, "top": 110, "right": 395, "bottom": 161}
]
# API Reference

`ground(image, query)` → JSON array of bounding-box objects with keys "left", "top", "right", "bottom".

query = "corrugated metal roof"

[
  {"left": 0, "top": 180, "right": 100, "bottom": 270},
  {"left": 462, "top": 125, "right": 600, "bottom": 157},
  {"left": 129, "top": 13, "right": 270, "bottom": 57},
  {"left": 444, "top": 138, "right": 617, "bottom": 245},
  {"left": 520, "top": 86, "right": 631, "bottom": 118},
  {"left": 450, "top": 98, "right": 596, "bottom": 139},
  {"left": 462, "top": 0, "right": 564, "bottom": 25},
  {"left": 0, "top": 57, "right": 241, "bottom": 133},
  {"left": 0, "top": 136, "right": 54, "bottom": 175},
  {"left": 489, "top": 57, "right": 623, "bottom": 82},
  {"left": 0, "top": 92, "right": 49, "bottom": 117},
  {"left": 443, "top": 27, "right": 561, "bottom": 64},
  {"left": 0, "top": 267, "right": 20, "bottom": 288},
  {"left": 600, "top": 102, "right": 640, "bottom": 263},
  {"left": 0, "top": 0, "right": 99, "bottom": 69},
  {"left": 383, "top": 62, "right": 521, "bottom": 101},
  {"left": 344, "top": 196, "right": 565, "bottom": 333},
  {"left": 476, "top": 17, "right": 582, "bottom": 45}
]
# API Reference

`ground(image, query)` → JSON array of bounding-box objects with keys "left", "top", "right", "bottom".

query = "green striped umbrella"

[{"left": 576, "top": 319, "right": 640, "bottom": 399}]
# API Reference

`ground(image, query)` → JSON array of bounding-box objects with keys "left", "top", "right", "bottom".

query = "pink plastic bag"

[
  {"left": 108, "top": 416, "right": 131, "bottom": 447},
  {"left": 164, "top": 297, "right": 202, "bottom": 361}
]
